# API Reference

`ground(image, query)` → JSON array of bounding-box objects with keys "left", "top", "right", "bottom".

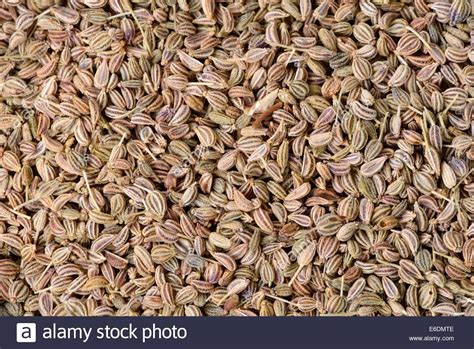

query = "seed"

[
  {"left": 201, "top": 0, "right": 215, "bottom": 20},
  {"left": 81, "top": 276, "right": 109, "bottom": 292},
  {"left": 360, "top": 156, "right": 387, "bottom": 177},
  {"left": 308, "top": 132, "right": 333, "bottom": 147},
  {"left": 352, "top": 56, "right": 372, "bottom": 81},
  {"left": 217, "top": 278, "right": 250, "bottom": 305},
  {"left": 89, "top": 32, "right": 112, "bottom": 52},
  {"left": 382, "top": 276, "right": 400, "bottom": 300},
  {"left": 315, "top": 214, "right": 343, "bottom": 236},
  {"left": 396, "top": 33, "right": 421, "bottom": 56},
  {"left": 419, "top": 283, "right": 437, "bottom": 310},
  {"left": 448, "top": 0, "right": 471, "bottom": 25},
  {"left": 176, "top": 286, "right": 198, "bottom": 305},
  {"left": 209, "top": 233, "right": 232, "bottom": 250},
  {"left": 87, "top": 211, "right": 116, "bottom": 225},
  {"left": 413, "top": 172, "right": 436, "bottom": 194},
  {"left": 212, "top": 252, "right": 237, "bottom": 271},
  {"left": 253, "top": 207, "right": 274, "bottom": 234},
  {"left": 431, "top": 303, "right": 461, "bottom": 316},
  {"left": 388, "top": 65, "right": 411, "bottom": 87},
  {"left": 285, "top": 183, "right": 311, "bottom": 201},
  {"left": 151, "top": 245, "right": 176, "bottom": 264}
]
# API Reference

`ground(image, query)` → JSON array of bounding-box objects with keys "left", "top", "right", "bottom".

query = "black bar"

[{"left": 2, "top": 317, "right": 473, "bottom": 349}]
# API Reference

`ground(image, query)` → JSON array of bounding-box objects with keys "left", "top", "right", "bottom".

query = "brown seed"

[{"left": 315, "top": 214, "right": 343, "bottom": 236}]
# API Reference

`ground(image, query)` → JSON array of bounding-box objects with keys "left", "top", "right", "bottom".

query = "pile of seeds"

[{"left": 0, "top": 0, "right": 473, "bottom": 317}]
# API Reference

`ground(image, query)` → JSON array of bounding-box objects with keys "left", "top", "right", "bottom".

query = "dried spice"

[{"left": 0, "top": 0, "right": 473, "bottom": 317}]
